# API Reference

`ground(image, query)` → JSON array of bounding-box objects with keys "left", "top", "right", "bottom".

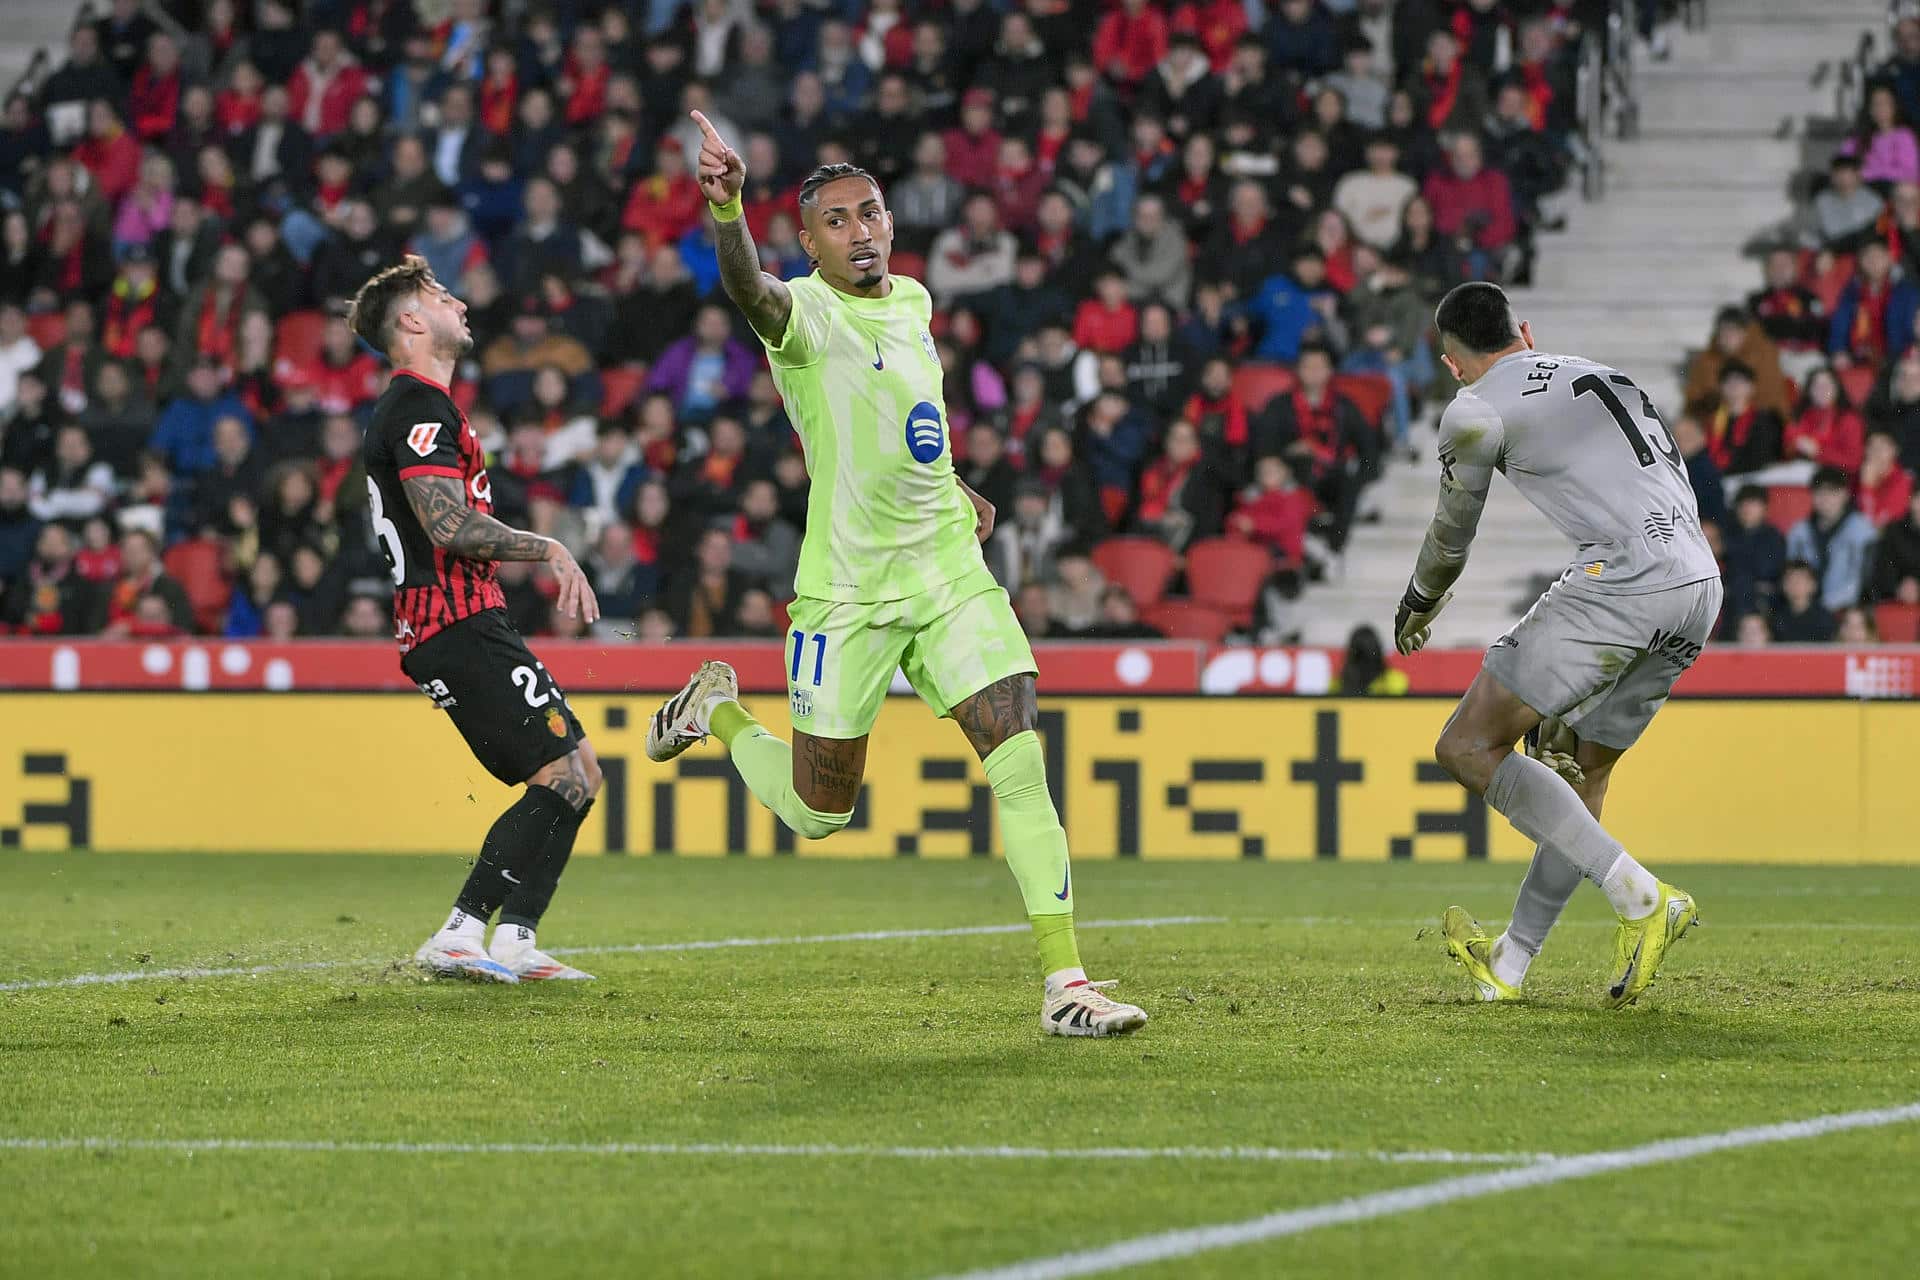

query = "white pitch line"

[
  {"left": 932, "top": 1101, "right": 1920, "bottom": 1280},
  {"left": 0, "top": 1136, "right": 1544, "bottom": 1167},
  {"left": 0, "top": 916, "right": 1223, "bottom": 994}
]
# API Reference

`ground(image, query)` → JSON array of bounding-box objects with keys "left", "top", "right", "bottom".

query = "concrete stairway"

[{"left": 1303, "top": 0, "right": 1885, "bottom": 649}]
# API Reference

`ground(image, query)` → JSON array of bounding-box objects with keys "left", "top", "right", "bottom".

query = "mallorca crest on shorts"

[{"left": 407, "top": 422, "right": 442, "bottom": 457}]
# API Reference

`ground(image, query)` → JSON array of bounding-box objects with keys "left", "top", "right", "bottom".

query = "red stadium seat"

[
  {"left": 772, "top": 598, "right": 792, "bottom": 633},
  {"left": 1874, "top": 602, "right": 1920, "bottom": 642},
  {"left": 1331, "top": 372, "right": 1393, "bottom": 432},
  {"left": 1230, "top": 362, "right": 1296, "bottom": 414},
  {"left": 25, "top": 312, "right": 66, "bottom": 349},
  {"left": 889, "top": 251, "right": 926, "bottom": 280},
  {"left": 601, "top": 364, "right": 647, "bottom": 416},
  {"left": 1766, "top": 483, "right": 1813, "bottom": 533},
  {"left": 274, "top": 309, "right": 327, "bottom": 367},
  {"left": 1090, "top": 536, "right": 1177, "bottom": 609},
  {"left": 1142, "top": 600, "right": 1232, "bottom": 642},
  {"left": 1184, "top": 536, "right": 1274, "bottom": 625},
  {"left": 163, "top": 538, "right": 230, "bottom": 634},
  {"left": 1837, "top": 363, "right": 1876, "bottom": 409}
]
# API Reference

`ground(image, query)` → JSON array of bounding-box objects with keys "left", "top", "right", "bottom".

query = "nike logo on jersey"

[
  {"left": 872, "top": 342, "right": 884, "bottom": 370},
  {"left": 500, "top": 870, "right": 521, "bottom": 884},
  {"left": 1054, "top": 865, "right": 1071, "bottom": 900}
]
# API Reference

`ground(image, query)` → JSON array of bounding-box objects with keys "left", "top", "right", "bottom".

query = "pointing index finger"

[{"left": 690, "top": 110, "right": 722, "bottom": 145}]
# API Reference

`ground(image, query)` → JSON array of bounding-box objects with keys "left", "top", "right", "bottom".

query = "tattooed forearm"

[
  {"left": 402, "top": 474, "right": 551, "bottom": 562},
  {"left": 794, "top": 730, "right": 866, "bottom": 813},
  {"left": 952, "top": 675, "right": 1039, "bottom": 760},
  {"left": 712, "top": 215, "right": 792, "bottom": 344}
]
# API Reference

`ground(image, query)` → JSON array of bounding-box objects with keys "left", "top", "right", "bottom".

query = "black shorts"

[{"left": 400, "top": 608, "right": 584, "bottom": 784}]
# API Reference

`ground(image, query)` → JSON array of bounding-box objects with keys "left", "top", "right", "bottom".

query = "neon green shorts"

[{"left": 784, "top": 568, "right": 1038, "bottom": 739}]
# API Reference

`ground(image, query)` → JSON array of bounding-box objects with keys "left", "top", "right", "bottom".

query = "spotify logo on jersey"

[{"left": 905, "top": 401, "right": 945, "bottom": 463}]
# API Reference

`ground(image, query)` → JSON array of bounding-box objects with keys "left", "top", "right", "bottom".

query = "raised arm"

[
  {"left": 692, "top": 109, "right": 792, "bottom": 346},
  {"left": 401, "top": 473, "right": 600, "bottom": 623}
]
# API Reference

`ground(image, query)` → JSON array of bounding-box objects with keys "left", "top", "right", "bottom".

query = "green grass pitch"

[{"left": 2, "top": 855, "right": 1918, "bottom": 1278}]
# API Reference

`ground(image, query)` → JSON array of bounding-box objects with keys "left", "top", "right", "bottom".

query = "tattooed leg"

[{"left": 951, "top": 675, "right": 1040, "bottom": 760}]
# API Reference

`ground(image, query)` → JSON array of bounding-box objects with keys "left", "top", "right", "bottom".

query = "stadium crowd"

[
  {"left": 0, "top": 0, "right": 1671, "bottom": 647},
  {"left": 1671, "top": 15, "right": 1920, "bottom": 646}
]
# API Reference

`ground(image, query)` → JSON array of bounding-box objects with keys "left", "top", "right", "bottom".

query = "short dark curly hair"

[
  {"left": 797, "top": 163, "right": 880, "bottom": 211},
  {"left": 346, "top": 255, "right": 436, "bottom": 356}
]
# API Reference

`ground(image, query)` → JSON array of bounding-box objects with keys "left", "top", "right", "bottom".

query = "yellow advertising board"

[{"left": 1, "top": 695, "right": 1915, "bottom": 862}]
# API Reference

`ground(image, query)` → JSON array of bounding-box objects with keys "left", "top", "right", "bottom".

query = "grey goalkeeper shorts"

[{"left": 1483, "top": 575, "right": 1724, "bottom": 750}]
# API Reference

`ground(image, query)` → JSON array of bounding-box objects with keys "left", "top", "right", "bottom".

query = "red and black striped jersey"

[{"left": 363, "top": 368, "right": 505, "bottom": 651}]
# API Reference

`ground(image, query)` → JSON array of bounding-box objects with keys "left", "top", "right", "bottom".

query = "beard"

[{"left": 435, "top": 321, "right": 474, "bottom": 359}]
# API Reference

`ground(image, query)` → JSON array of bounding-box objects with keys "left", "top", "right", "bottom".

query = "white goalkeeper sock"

[
  {"left": 1600, "top": 853, "right": 1662, "bottom": 920},
  {"left": 1489, "top": 933, "right": 1533, "bottom": 988}
]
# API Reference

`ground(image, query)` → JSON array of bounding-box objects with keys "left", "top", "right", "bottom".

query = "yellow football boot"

[
  {"left": 1607, "top": 882, "right": 1700, "bottom": 1008},
  {"left": 1441, "top": 906, "right": 1521, "bottom": 1002}
]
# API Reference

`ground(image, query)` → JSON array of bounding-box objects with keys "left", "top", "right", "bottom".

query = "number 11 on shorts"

[{"left": 790, "top": 631, "right": 826, "bottom": 686}]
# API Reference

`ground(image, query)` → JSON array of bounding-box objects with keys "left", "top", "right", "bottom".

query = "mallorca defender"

[
  {"left": 351, "top": 257, "right": 603, "bottom": 983},
  {"left": 1396, "top": 282, "right": 1720, "bottom": 1007},
  {"left": 646, "top": 111, "right": 1147, "bottom": 1037}
]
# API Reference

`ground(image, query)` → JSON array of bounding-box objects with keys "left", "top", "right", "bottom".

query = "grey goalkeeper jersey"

[{"left": 1412, "top": 349, "right": 1720, "bottom": 600}]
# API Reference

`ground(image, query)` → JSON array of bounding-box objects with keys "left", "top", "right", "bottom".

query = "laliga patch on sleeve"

[{"left": 407, "top": 423, "right": 442, "bottom": 457}]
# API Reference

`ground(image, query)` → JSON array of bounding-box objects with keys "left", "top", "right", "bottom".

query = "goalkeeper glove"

[{"left": 1393, "top": 583, "right": 1452, "bottom": 655}]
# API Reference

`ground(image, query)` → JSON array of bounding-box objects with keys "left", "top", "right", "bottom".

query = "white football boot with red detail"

[
  {"left": 488, "top": 925, "right": 594, "bottom": 981},
  {"left": 1042, "top": 979, "right": 1148, "bottom": 1037},
  {"left": 415, "top": 933, "right": 517, "bottom": 983}
]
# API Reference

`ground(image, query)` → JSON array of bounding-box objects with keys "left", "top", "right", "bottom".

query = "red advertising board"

[{"left": 0, "top": 640, "right": 1913, "bottom": 697}]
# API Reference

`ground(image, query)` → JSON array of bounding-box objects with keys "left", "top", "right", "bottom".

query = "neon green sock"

[
  {"left": 711, "top": 703, "right": 851, "bottom": 841},
  {"left": 983, "top": 730, "right": 1082, "bottom": 977}
]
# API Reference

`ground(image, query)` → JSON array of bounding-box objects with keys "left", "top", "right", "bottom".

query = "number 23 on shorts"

[{"left": 789, "top": 631, "right": 826, "bottom": 686}]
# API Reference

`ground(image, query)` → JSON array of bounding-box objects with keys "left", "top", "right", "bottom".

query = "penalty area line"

[
  {"left": 931, "top": 1101, "right": 1920, "bottom": 1280},
  {"left": 0, "top": 916, "right": 1224, "bottom": 994},
  {"left": 0, "top": 1136, "right": 1545, "bottom": 1167}
]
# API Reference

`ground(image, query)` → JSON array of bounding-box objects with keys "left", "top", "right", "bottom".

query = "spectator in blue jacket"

[
  {"left": 149, "top": 356, "right": 252, "bottom": 477},
  {"left": 1266, "top": 0, "right": 1342, "bottom": 77},
  {"left": 1827, "top": 239, "right": 1920, "bottom": 369},
  {"left": 1080, "top": 389, "right": 1153, "bottom": 521},
  {"left": 1247, "top": 248, "right": 1341, "bottom": 362},
  {"left": 1787, "top": 465, "right": 1881, "bottom": 611}
]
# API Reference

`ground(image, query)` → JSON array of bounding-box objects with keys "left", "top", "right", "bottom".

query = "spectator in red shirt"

[
  {"left": 1135, "top": 418, "right": 1227, "bottom": 549},
  {"left": 1173, "top": 0, "right": 1249, "bottom": 73},
  {"left": 1784, "top": 365, "right": 1868, "bottom": 475},
  {"left": 1422, "top": 132, "right": 1516, "bottom": 278},
  {"left": 559, "top": 25, "right": 612, "bottom": 127},
  {"left": 75, "top": 100, "right": 142, "bottom": 204},
  {"left": 621, "top": 137, "right": 703, "bottom": 251},
  {"left": 990, "top": 135, "right": 1048, "bottom": 234},
  {"left": 287, "top": 30, "right": 371, "bottom": 140},
  {"left": 215, "top": 60, "right": 266, "bottom": 136},
  {"left": 1229, "top": 453, "right": 1317, "bottom": 564},
  {"left": 1095, "top": 0, "right": 1171, "bottom": 89},
  {"left": 1858, "top": 429, "right": 1916, "bottom": 526},
  {"left": 128, "top": 31, "right": 183, "bottom": 143},
  {"left": 942, "top": 87, "right": 1002, "bottom": 188},
  {"left": 1073, "top": 271, "right": 1141, "bottom": 354}
]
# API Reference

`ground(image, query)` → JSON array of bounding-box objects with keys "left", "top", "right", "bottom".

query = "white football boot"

[
  {"left": 488, "top": 925, "right": 594, "bottom": 981},
  {"left": 415, "top": 933, "right": 517, "bottom": 983},
  {"left": 646, "top": 660, "right": 740, "bottom": 762},
  {"left": 1042, "top": 979, "right": 1149, "bottom": 1037}
]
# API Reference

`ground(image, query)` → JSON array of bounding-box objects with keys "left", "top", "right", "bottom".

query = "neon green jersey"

[{"left": 761, "top": 270, "right": 983, "bottom": 603}]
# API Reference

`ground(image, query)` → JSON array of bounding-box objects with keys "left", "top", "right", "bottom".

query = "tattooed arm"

[
  {"left": 692, "top": 109, "right": 792, "bottom": 345},
  {"left": 401, "top": 473, "right": 600, "bottom": 622},
  {"left": 712, "top": 217, "right": 794, "bottom": 345}
]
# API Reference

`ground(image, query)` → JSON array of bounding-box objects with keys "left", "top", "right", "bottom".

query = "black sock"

[
  {"left": 499, "top": 799, "right": 592, "bottom": 932},
  {"left": 454, "top": 786, "right": 577, "bottom": 922}
]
